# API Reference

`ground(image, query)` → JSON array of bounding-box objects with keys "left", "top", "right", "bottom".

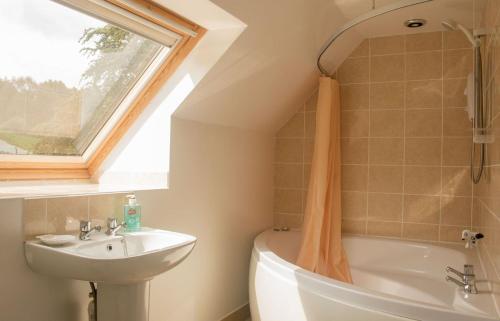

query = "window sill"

[{"left": 0, "top": 178, "right": 167, "bottom": 199}]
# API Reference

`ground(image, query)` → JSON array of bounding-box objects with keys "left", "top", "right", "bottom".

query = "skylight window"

[{"left": 0, "top": 0, "right": 176, "bottom": 156}]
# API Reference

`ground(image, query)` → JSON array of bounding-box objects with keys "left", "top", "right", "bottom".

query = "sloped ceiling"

[{"left": 173, "top": 0, "right": 476, "bottom": 133}]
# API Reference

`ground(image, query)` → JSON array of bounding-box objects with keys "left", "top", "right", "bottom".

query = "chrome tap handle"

[
  {"left": 80, "top": 220, "right": 91, "bottom": 232},
  {"left": 107, "top": 218, "right": 118, "bottom": 229},
  {"left": 446, "top": 275, "right": 465, "bottom": 287},
  {"left": 106, "top": 217, "right": 125, "bottom": 236},
  {"left": 464, "top": 264, "right": 474, "bottom": 276},
  {"left": 446, "top": 266, "right": 465, "bottom": 279}
]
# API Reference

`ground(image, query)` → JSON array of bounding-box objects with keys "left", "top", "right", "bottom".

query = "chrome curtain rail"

[{"left": 317, "top": 0, "right": 433, "bottom": 76}]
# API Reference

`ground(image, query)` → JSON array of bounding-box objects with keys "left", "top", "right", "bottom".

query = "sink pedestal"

[{"left": 98, "top": 281, "right": 150, "bottom": 321}]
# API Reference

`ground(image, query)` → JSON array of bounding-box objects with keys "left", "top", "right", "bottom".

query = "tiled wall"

[
  {"left": 274, "top": 30, "right": 475, "bottom": 243},
  {"left": 472, "top": 0, "right": 500, "bottom": 306},
  {"left": 23, "top": 194, "right": 126, "bottom": 239}
]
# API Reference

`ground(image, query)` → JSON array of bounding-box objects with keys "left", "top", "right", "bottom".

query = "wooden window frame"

[{"left": 0, "top": 0, "right": 205, "bottom": 181}]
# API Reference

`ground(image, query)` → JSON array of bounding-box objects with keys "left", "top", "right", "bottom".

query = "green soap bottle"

[{"left": 124, "top": 194, "right": 141, "bottom": 231}]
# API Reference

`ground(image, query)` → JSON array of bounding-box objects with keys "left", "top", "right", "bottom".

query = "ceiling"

[{"left": 173, "top": 0, "right": 479, "bottom": 133}]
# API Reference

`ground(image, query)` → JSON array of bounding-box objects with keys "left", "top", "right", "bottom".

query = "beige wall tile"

[
  {"left": 341, "top": 84, "right": 369, "bottom": 109},
  {"left": 370, "top": 110, "right": 404, "bottom": 137},
  {"left": 305, "top": 112, "right": 316, "bottom": 138},
  {"left": 370, "top": 35, "right": 405, "bottom": 55},
  {"left": 304, "top": 138, "right": 314, "bottom": 163},
  {"left": 444, "top": 49, "right": 473, "bottom": 78},
  {"left": 442, "top": 166, "right": 472, "bottom": 196},
  {"left": 404, "top": 195, "right": 440, "bottom": 224},
  {"left": 367, "top": 193, "right": 402, "bottom": 221},
  {"left": 369, "top": 138, "right": 403, "bottom": 165},
  {"left": 338, "top": 57, "right": 369, "bottom": 83},
  {"left": 341, "top": 138, "right": 368, "bottom": 164},
  {"left": 443, "top": 137, "right": 471, "bottom": 166},
  {"left": 440, "top": 225, "right": 470, "bottom": 243},
  {"left": 342, "top": 219, "right": 366, "bottom": 234},
  {"left": 405, "top": 32, "right": 442, "bottom": 52},
  {"left": 274, "top": 31, "right": 483, "bottom": 245},
  {"left": 406, "top": 51, "right": 442, "bottom": 80},
  {"left": 368, "top": 165, "right": 403, "bottom": 193},
  {"left": 443, "top": 109, "right": 472, "bottom": 136},
  {"left": 405, "top": 109, "right": 442, "bottom": 137},
  {"left": 405, "top": 80, "right": 442, "bottom": 109},
  {"left": 275, "top": 213, "right": 303, "bottom": 229},
  {"left": 444, "top": 30, "right": 473, "bottom": 50},
  {"left": 444, "top": 78, "right": 468, "bottom": 107},
  {"left": 277, "top": 112, "right": 304, "bottom": 138},
  {"left": 274, "top": 189, "right": 302, "bottom": 213},
  {"left": 46, "top": 196, "right": 89, "bottom": 234},
  {"left": 303, "top": 164, "right": 311, "bottom": 188},
  {"left": 341, "top": 110, "right": 369, "bottom": 137},
  {"left": 305, "top": 90, "right": 318, "bottom": 111},
  {"left": 23, "top": 199, "right": 46, "bottom": 239},
  {"left": 367, "top": 221, "right": 401, "bottom": 238},
  {"left": 89, "top": 194, "right": 125, "bottom": 225},
  {"left": 370, "top": 82, "right": 404, "bottom": 109},
  {"left": 441, "top": 196, "right": 472, "bottom": 226},
  {"left": 405, "top": 138, "right": 442, "bottom": 166},
  {"left": 404, "top": 166, "right": 441, "bottom": 195},
  {"left": 275, "top": 138, "right": 304, "bottom": 163},
  {"left": 350, "top": 39, "right": 369, "bottom": 57},
  {"left": 370, "top": 55, "right": 405, "bottom": 82},
  {"left": 402, "top": 223, "right": 439, "bottom": 241},
  {"left": 342, "top": 191, "right": 367, "bottom": 219},
  {"left": 342, "top": 165, "right": 368, "bottom": 191},
  {"left": 274, "top": 164, "right": 303, "bottom": 189}
]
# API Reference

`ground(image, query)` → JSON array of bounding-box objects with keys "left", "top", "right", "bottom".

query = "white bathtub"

[{"left": 249, "top": 230, "right": 499, "bottom": 321}]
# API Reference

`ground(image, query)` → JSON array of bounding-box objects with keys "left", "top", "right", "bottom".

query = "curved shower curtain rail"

[{"left": 317, "top": 0, "right": 433, "bottom": 76}]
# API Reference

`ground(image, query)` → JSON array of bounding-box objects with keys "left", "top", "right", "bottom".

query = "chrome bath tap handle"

[
  {"left": 106, "top": 218, "right": 126, "bottom": 236},
  {"left": 445, "top": 265, "right": 478, "bottom": 295},
  {"left": 79, "top": 220, "right": 101, "bottom": 240}
]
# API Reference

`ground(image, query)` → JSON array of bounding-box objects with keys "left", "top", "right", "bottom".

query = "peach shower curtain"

[{"left": 296, "top": 76, "right": 352, "bottom": 283}]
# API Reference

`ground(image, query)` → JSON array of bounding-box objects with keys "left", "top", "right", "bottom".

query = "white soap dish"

[{"left": 36, "top": 234, "right": 76, "bottom": 246}]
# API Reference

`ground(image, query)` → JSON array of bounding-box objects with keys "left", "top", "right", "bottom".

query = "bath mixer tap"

[
  {"left": 106, "top": 218, "right": 126, "bottom": 236},
  {"left": 461, "top": 230, "right": 484, "bottom": 248},
  {"left": 79, "top": 221, "right": 102, "bottom": 240},
  {"left": 445, "top": 265, "right": 478, "bottom": 295}
]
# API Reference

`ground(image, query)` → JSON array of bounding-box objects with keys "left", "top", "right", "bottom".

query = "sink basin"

[{"left": 25, "top": 228, "right": 196, "bottom": 284}]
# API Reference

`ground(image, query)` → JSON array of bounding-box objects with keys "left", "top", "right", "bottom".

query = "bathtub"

[{"left": 249, "top": 230, "right": 499, "bottom": 321}]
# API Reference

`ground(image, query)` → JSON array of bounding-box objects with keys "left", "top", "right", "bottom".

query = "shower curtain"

[{"left": 296, "top": 76, "right": 352, "bottom": 283}]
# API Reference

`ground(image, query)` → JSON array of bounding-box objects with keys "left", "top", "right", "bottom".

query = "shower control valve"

[{"left": 461, "top": 230, "right": 484, "bottom": 248}]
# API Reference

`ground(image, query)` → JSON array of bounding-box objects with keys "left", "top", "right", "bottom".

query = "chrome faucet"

[
  {"left": 105, "top": 218, "right": 126, "bottom": 236},
  {"left": 79, "top": 221, "right": 102, "bottom": 241},
  {"left": 461, "top": 230, "right": 484, "bottom": 248},
  {"left": 446, "top": 264, "right": 478, "bottom": 295}
]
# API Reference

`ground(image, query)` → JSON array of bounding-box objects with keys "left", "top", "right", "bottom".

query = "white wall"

[{"left": 0, "top": 117, "right": 274, "bottom": 321}]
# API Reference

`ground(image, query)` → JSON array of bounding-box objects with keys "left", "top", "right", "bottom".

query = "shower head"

[{"left": 441, "top": 19, "right": 480, "bottom": 47}]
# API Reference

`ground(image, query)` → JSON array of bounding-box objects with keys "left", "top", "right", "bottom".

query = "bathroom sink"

[{"left": 25, "top": 228, "right": 196, "bottom": 284}]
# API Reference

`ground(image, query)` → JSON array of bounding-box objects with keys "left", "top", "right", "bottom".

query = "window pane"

[{"left": 0, "top": 0, "right": 173, "bottom": 156}]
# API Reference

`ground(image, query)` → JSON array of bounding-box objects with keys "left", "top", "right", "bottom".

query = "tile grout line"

[
  {"left": 301, "top": 100, "right": 306, "bottom": 226},
  {"left": 439, "top": 31, "right": 445, "bottom": 242},
  {"left": 365, "top": 38, "right": 372, "bottom": 236},
  {"left": 400, "top": 34, "right": 411, "bottom": 239}
]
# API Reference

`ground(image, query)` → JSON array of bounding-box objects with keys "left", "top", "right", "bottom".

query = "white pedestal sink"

[{"left": 25, "top": 228, "right": 196, "bottom": 321}]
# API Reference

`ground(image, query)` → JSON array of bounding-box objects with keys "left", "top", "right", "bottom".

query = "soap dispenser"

[{"left": 124, "top": 194, "right": 141, "bottom": 231}]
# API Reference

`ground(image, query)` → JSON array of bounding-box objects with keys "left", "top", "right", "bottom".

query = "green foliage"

[
  {"left": 0, "top": 24, "right": 161, "bottom": 156},
  {"left": 79, "top": 25, "right": 131, "bottom": 56}
]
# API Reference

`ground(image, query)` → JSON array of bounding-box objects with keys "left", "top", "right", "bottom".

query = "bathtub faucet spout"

[{"left": 445, "top": 265, "right": 477, "bottom": 295}]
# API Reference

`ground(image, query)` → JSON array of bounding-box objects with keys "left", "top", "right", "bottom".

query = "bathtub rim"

[{"left": 251, "top": 229, "right": 499, "bottom": 321}]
